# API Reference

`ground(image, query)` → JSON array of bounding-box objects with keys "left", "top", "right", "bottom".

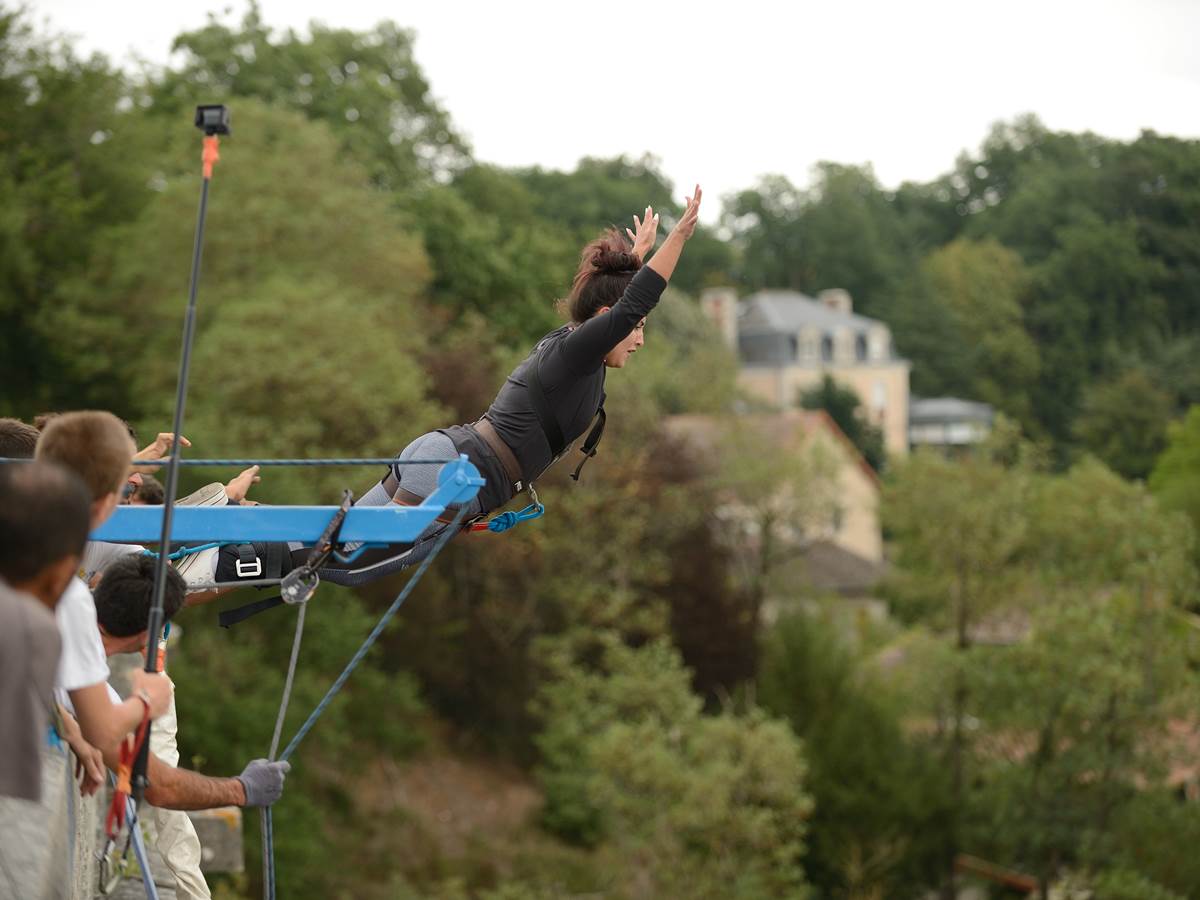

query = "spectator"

[
  {"left": 0, "top": 459, "right": 96, "bottom": 900},
  {"left": 0, "top": 460, "right": 92, "bottom": 800},
  {"left": 36, "top": 412, "right": 290, "bottom": 811},
  {"left": 94, "top": 555, "right": 210, "bottom": 899},
  {"left": 0, "top": 416, "right": 39, "bottom": 459},
  {"left": 130, "top": 473, "right": 165, "bottom": 505}
]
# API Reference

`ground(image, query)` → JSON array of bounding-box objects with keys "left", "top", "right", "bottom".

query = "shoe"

[
  {"left": 177, "top": 482, "right": 227, "bottom": 507},
  {"left": 172, "top": 483, "right": 228, "bottom": 588}
]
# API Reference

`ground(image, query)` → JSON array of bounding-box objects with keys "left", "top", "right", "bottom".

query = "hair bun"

[{"left": 591, "top": 245, "right": 640, "bottom": 275}]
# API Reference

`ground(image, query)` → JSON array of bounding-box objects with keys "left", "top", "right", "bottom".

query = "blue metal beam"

[{"left": 91, "top": 456, "right": 485, "bottom": 544}]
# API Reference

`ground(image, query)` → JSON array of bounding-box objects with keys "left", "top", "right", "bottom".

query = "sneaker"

[
  {"left": 177, "top": 482, "right": 227, "bottom": 508},
  {"left": 172, "top": 482, "right": 228, "bottom": 588}
]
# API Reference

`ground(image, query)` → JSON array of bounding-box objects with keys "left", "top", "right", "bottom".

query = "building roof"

[
  {"left": 910, "top": 397, "right": 995, "bottom": 425},
  {"left": 738, "top": 290, "right": 884, "bottom": 335},
  {"left": 663, "top": 409, "right": 881, "bottom": 487},
  {"left": 796, "top": 540, "right": 887, "bottom": 595}
]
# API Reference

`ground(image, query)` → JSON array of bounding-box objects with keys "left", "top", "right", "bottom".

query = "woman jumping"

[{"left": 214, "top": 185, "right": 702, "bottom": 587}]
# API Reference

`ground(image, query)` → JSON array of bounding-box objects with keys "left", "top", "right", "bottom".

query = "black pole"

[{"left": 133, "top": 106, "right": 229, "bottom": 807}]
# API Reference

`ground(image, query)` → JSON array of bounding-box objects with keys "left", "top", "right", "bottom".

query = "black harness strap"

[
  {"left": 526, "top": 357, "right": 606, "bottom": 481},
  {"left": 218, "top": 491, "right": 352, "bottom": 628},
  {"left": 219, "top": 594, "right": 285, "bottom": 628}
]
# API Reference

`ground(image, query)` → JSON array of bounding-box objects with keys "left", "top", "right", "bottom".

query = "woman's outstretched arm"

[{"left": 646, "top": 185, "right": 701, "bottom": 282}]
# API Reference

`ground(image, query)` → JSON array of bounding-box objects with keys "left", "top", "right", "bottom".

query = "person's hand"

[
  {"left": 236, "top": 759, "right": 291, "bottom": 807},
  {"left": 58, "top": 706, "right": 106, "bottom": 796},
  {"left": 626, "top": 205, "right": 660, "bottom": 261},
  {"left": 132, "top": 433, "right": 192, "bottom": 472},
  {"left": 129, "top": 669, "right": 172, "bottom": 719},
  {"left": 224, "top": 465, "right": 261, "bottom": 503},
  {"left": 669, "top": 185, "right": 702, "bottom": 242}
]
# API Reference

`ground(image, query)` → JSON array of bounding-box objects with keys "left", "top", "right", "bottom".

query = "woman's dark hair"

[{"left": 563, "top": 228, "right": 642, "bottom": 323}]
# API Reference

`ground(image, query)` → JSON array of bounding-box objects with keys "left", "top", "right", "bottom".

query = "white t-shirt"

[
  {"left": 53, "top": 578, "right": 111, "bottom": 711},
  {"left": 80, "top": 540, "right": 144, "bottom": 583}
]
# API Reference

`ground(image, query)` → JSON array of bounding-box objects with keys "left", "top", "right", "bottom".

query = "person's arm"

[
  {"left": 95, "top": 741, "right": 290, "bottom": 810},
  {"left": 645, "top": 184, "right": 701, "bottom": 283},
  {"left": 131, "top": 433, "right": 192, "bottom": 474},
  {"left": 57, "top": 707, "right": 105, "bottom": 797},
  {"left": 626, "top": 205, "right": 660, "bottom": 261},
  {"left": 223, "top": 465, "right": 261, "bottom": 503},
  {"left": 559, "top": 186, "right": 702, "bottom": 372},
  {"left": 69, "top": 671, "right": 171, "bottom": 751}
]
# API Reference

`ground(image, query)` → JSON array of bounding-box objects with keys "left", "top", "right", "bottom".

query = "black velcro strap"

[
  {"left": 526, "top": 357, "right": 566, "bottom": 458},
  {"left": 570, "top": 407, "right": 606, "bottom": 482},
  {"left": 218, "top": 595, "right": 284, "bottom": 628}
]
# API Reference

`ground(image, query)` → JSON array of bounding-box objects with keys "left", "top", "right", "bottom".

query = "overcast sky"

[{"left": 27, "top": 0, "right": 1200, "bottom": 218}]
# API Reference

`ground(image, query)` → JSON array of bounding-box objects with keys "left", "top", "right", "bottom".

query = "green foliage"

[
  {"left": 534, "top": 636, "right": 811, "bottom": 898},
  {"left": 726, "top": 165, "right": 916, "bottom": 320},
  {"left": 920, "top": 238, "right": 1040, "bottom": 428},
  {"left": 1150, "top": 406, "right": 1200, "bottom": 570},
  {"left": 1088, "top": 869, "right": 1187, "bottom": 900},
  {"left": 153, "top": 3, "right": 468, "bottom": 188},
  {"left": 0, "top": 10, "right": 161, "bottom": 414},
  {"left": 799, "top": 374, "right": 887, "bottom": 471},
  {"left": 1071, "top": 370, "right": 1173, "bottom": 479},
  {"left": 759, "top": 612, "right": 947, "bottom": 898}
]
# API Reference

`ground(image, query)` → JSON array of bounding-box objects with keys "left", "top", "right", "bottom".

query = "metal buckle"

[
  {"left": 280, "top": 567, "right": 319, "bottom": 606},
  {"left": 235, "top": 558, "right": 262, "bottom": 578}
]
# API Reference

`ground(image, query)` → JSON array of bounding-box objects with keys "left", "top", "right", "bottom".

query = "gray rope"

[
  {"left": 0, "top": 457, "right": 453, "bottom": 467},
  {"left": 262, "top": 599, "right": 307, "bottom": 900},
  {"left": 261, "top": 506, "right": 468, "bottom": 899}
]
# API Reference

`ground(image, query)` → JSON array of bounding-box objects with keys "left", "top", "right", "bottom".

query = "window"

[
  {"left": 855, "top": 333, "right": 868, "bottom": 361},
  {"left": 821, "top": 334, "right": 834, "bottom": 362}
]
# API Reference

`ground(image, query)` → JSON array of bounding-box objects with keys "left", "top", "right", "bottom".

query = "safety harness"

[
  {"left": 217, "top": 492, "right": 352, "bottom": 628},
  {"left": 526, "top": 355, "right": 607, "bottom": 482}
]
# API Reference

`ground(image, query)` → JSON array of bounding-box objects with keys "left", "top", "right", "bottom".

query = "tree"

[
  {"left": 726, "top": 164, "right": 916, "bottom": 320},
  {"left": 759, "top": 611, "right": 948, "bottom": 898},
  {"left": 46, "top": 101, "right": 443, "bottom": 499},
  {"left": 1150, "top": 405, "right": 1200, "bottom": 571},
  {"left": 535, "top": 636, "right": 812, "bottom": 898},
  {"left": 153, "top": 4, "right": 469, "bottom": 189},
  {"left": 0, "top": 9, "right": 161, "bottom": 414},
  {"left": 970, "top": 460, "right": 1197, "bottom": 895},
  {"left": 920, "top": 239, "right": 1040, "bottom": 429},
  {"left": 1071, "top": 369, "right": 1173, "bottom": 479},
  {"left": 883, "top": 447, "right": 1033, "bottom": 899},
  {"left": 798, "top": 374, "right": 886, "bottom": 472}
]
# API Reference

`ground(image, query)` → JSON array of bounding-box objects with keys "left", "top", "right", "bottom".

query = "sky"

[{"left": 25, "top": 0, "right": 1200, "bottom": 219}]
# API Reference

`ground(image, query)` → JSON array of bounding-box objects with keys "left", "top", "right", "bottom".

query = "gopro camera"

[{"left": 194, "top": 104, "right": 231, "bottom": 136}]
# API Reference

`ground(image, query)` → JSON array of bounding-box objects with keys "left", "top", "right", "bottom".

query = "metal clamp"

[{"left": 280, "top": 567, "right": 319, "bottom": 606}]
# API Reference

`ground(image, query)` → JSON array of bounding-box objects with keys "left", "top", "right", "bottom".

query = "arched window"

[
  {"left": 855, "top": 333, "right": 868, "bottom": 361},
  {"left": 821, "top": 334, "right": 834, "bottom": 362}
]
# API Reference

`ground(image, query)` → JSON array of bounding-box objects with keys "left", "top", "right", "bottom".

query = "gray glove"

[{"left": 237, "top": 759, "right": 291, "bottom": 807}]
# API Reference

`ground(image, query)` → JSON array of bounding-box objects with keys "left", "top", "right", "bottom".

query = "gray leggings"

[{"left": 314, "top": 431, "right": 482, "bottom": 586}]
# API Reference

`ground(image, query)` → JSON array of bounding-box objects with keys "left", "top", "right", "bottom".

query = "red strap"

[{"left": 105, "top": 699, "right": 152, "bottom": 840}]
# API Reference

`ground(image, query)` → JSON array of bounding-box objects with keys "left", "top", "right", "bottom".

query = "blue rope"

[
  {"left": 141, "top": 541, "right": 228, "bottom": 561},
  {"left": 278, "top": 504, "right": 468, "bottom": 763},
  {"left": 482, "top": 502, "right": 545, "bottom": 533}
]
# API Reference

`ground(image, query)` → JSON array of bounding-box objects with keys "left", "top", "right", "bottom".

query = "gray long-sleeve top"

[{"left": 483, "top": 265, "right": 668, "bottom": 483}]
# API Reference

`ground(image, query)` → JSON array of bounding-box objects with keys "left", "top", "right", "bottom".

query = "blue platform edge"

[{"left": 91, "top": 456, "right": 485, "bottom": 543}]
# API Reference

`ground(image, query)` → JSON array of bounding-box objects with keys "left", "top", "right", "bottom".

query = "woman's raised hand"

[
  {"left": 671, "top": 185, "right": 702, "bottom": 242},
  {"left": 626, "top": 205, "right": 660, "bottom": 261}
]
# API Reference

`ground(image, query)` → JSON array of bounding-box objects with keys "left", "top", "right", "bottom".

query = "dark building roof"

[
  {"left": 909, "top": 397, "right": 994, "bottom": 426},
  {"left": 738, "top": 290, "right": 884, "bottom": 335}
]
